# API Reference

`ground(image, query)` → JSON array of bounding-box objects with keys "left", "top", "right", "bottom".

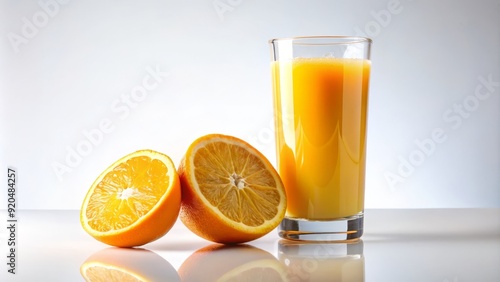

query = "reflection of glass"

[
  {"left": 80, "top": 247, "right": 180, "bottom": 282},
  {"left": 278, "top": 240, "right": 365, "bottom": 282},
  {"left": 270, "top": 36, "right": 372, "bottom": 241},
  {"left": 179, "top": 244, "right": 287, "bottom": 282}
]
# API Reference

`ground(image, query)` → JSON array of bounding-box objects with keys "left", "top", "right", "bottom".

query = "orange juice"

[{"left": 272, "top": 57, "right": 370, "bottom": 219}]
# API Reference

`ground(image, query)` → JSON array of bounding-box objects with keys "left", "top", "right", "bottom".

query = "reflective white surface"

[
  {"left": 0, "top": 209, "right": 499, "bottom": 281},
  {"left": 1, "top": 0, "right": 499, "bottom": 210}
]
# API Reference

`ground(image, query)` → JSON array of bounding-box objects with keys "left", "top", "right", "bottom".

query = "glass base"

[{"left": 278, "top": 212, "right": 363, "bottom": 242}]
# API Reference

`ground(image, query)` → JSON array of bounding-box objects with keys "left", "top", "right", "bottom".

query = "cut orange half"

[
  {"left": 80, "top": 150, "right": 181, "bottom": 247},
  {"left": 178, "top": 134, "right": 286, "bottom": 244}
]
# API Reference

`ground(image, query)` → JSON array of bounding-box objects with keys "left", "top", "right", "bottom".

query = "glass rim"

[{"left": 269, "top": 35, "right": 372, "bottom": 45}]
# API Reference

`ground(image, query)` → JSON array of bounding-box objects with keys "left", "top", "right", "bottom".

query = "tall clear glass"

[{"left": 269, "top": 36, "right": 372, "bottom": 241}]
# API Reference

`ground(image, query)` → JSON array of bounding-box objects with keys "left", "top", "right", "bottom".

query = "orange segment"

[
  {"left": 80, "top": 150, "right": 181, "bottom": 247},
  {"left": 178, "top": 134, "right": 286, "bottom": 244}
]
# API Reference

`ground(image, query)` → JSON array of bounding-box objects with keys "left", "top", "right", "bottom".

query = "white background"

[{"left": 0, "top": 0, "right": 499, "bottom": 210}]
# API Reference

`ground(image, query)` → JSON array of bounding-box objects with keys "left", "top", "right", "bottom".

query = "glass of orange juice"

[{"left": 269, "top": 36, "right": 372, "bottom": 241}]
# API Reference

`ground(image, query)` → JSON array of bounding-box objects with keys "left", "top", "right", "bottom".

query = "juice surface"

[{"left": 272, "top": 57, "right": 370, "bottom": 219}]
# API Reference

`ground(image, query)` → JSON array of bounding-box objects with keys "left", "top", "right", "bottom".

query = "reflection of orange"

[
  {"left": 179, "top": 244, "right": 287, "bottom": 282},
  {"left": 178, "top": 134, "right": 287, "bottom": 244},
  {"left": 80, "top": 150, "right": 181, "bottom": 247},
  {"left": 80, "top": 247, "right": 180, "bottom": 282}
]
